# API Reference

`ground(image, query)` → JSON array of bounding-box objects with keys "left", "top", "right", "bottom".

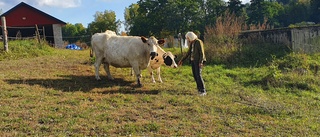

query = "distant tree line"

[{"left": 62, "top": 0, "right": 320, "bottom": 42}]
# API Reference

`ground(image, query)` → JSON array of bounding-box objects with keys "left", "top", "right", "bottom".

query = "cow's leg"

[
  {"left": 104, "top": 63, "right": 114, "bottom": 80},
  {"left": 132, "top": 66, "right": 142, "bottom": 87},
  {"left": 156, "top": 67, "right": 163, "bottom": 83},
  {"left": 147, "top": 66, "right": 156, "bottom": 83},
  {"left": 131, "top": 68, "right": 142, "bottom": 77},
  {"left": 94, "top": 56, "right": 103, "bottom": 80}
]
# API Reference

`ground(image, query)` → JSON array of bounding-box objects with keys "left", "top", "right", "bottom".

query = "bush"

[
  {"left": 204, "top": 11, "right": 245, "bottom": 66},
  {"left": 203, "top": 11, "right": 290, "bottom": 67}
]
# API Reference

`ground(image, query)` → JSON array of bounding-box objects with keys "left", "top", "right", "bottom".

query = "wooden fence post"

[
  {"left": 1, "top": 16, "right": 9, "bottom": 52},
  {"left": 35, "top": 24, "right": 41, "bottom": 44}
]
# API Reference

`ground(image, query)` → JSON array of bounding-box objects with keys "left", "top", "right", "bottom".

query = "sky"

[{"left": 0, "top": 0, "right": 251, "bottom": 31}]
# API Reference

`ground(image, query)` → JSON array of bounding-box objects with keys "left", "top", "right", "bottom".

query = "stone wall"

[
  {"left": 240, "top": 26, "right": 320, "bottom": 54},
  {"left": 291, "top": 26, "right": 320, "bottom": 53}
]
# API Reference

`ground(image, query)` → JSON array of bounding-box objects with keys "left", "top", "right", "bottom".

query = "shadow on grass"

[{"left": 5, "top": 75, "right": 160, "bottom": 95}]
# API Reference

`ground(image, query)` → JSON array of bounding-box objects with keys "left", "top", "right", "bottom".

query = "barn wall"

[
  {"left": 240, "top": 26, "right": 320, "bottom": 54},
  {"left": 52, "top": 24, "right": 63, "bottom": 48}
]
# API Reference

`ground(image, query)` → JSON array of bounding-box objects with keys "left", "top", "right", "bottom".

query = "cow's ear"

[
  {"left": 141, "top": 36, "right": 147, "bottom": 43},
  {"left": 158, "top": 39, "right": 165, "bottom": 45}
]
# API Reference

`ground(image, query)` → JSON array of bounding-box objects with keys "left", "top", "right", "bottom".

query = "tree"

[
  {"left": 277, "top": 0, "right": 310, "bottom": 27},
  {"left": 310, "top": 0, "right": 320, "bottom": 23},
  {"left": 126, "top": 0, "right": 228, "bottom": 38},
  {"left": 263, "top": 1, "right": 284, "bottom": 27},
  {"left": 227, "top": 0, "right": 245, "bottom": 17},
  {"left": 247, "top": 0, "right": 265, "bottom": 25},
  {"left": 62, "top": 23, "right": 87, "bottom": 43},
  {"left": 74, "top": 23, "right": 86, "bottom": 36},
  {"left": 62, "top": 23, "right": 78, "bottom": 37},
  {"left": 247, "top": 0, "right": 284, "bottom": 28},
  {"left": 276, "top": 0, "right": 292, "bottom": 5},
  {"left": 87, "top": 10, "right": 121, "bottom": 34},
  {"left": 204, "top": 0, "right": 226, "bottom": 27},
  {"left": 165, "top": 0, "right": 206, "bottom": 36},
  {"left": 124, "top": 4, "right": 140, "bottom": 33}
]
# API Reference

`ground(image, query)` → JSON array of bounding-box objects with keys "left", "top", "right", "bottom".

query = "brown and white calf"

[
  {"left": 147, "top": 45, "right": 178, "bottom": 83},
  {"left": 132, "top": 45, "right": 178, "bottom": 83}
]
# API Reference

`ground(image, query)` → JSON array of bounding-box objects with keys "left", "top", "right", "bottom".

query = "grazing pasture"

[{"left": 0, "top": 40, "right": 319, "bottom": 136}]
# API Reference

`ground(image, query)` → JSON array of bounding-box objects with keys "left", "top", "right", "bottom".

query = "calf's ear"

[
  {"left": 158, "top": 39, "right": 165, "bottom": 44},
  {"left": 141, "top": 36, "right": 147, "bottom": 43}
]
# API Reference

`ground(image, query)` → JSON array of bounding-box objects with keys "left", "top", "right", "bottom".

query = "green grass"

[
  {"left": 0, "top": 40, "right": 319, "bottom": 136},
  {"left": 0, "top": 39, "right": 54, "bottom": 61}
]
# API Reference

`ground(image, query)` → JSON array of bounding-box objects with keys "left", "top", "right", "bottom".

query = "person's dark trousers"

[{"left": 191, "top": 61, "right": 206, "bottom": 93}]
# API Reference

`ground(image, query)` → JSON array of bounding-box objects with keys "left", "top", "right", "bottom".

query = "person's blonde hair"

[{"left": 185, "top": 31, "right": 198, "bottom": 41}]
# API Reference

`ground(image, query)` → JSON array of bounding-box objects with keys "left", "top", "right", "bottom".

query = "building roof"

[{"left": 0, "top": 2, "right": 66, "bottom": 26}]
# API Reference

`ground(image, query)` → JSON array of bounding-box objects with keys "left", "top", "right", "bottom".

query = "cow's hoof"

[
  {"left": 108, "top": 77, "right": 114, "bottom": 80},
  {"left": 137, "top": 83, "right": 143, "bottom": 87}
]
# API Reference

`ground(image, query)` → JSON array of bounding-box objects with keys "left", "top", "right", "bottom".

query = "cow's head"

[
  {"left": 141, "top": 36, "right": 165, "bottom": 60},
  {"left": 163, "top": 52, "right": 178, "bottom": 68}
]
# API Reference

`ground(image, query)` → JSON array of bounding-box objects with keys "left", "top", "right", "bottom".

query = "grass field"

[{"left": 0, "top": 41, "right": 319, "bottom": 136}]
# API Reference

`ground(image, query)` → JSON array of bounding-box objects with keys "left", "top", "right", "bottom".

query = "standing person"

[{"left": 178, "top": 31, "right": 207, "bottom": 96}]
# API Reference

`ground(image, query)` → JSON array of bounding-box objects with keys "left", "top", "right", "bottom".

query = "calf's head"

[
  {"left": 141, "top": 36, "right": 165, "bottom": 60},
  {"left": 163, "top": 52, "right": 178, "bottom": 68}
]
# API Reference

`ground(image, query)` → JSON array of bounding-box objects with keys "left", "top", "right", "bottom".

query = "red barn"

[{"left": 0, "top": 2, "right": 66, "bottom": 48}]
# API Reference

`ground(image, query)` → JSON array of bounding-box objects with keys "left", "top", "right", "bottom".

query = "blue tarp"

[{"left": 66, "top": 44, "right": 82, "bottom": 50}]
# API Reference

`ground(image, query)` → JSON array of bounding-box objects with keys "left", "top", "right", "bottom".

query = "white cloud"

[
  {"left": 36, "top": 0, "right": 82, "bottom": 8},
  {"left": 0, "top": 0, "right": 82, "bottom": 9},
  {"left": 0, "top": 2, "right": 5, "bottom": 6}
]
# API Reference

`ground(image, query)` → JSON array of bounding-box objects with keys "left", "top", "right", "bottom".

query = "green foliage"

[
  {"left": 288, "top": 21, "right": 316, "bottom": 28},
  {"left": 124, "top": 4, "right": 140, "bottom": 33},
  {"left": 62, "top": 23, "right": 88, "bottom": 43},
  {"left": 126, "top": 0, "right": 224, "bottom": 37},
  {"left": 238, "top": 43, "right": 290, "bottom": 67},
  {"left": 276, "top": 53, "right": 310, "bottom": 71},
  {"left": 247, "top": 0, "right": 284, "bottom": 27},
  {"left": 277, "top": 0, "right": 311, "bottom": 27},
  {"left": 310, "top": 0, "right": 320, "bottom": 23},
  {"left": 227, "top": 0, "right": 246, "bottom": 17}
]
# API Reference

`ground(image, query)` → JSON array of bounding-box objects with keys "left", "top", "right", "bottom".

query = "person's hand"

[
  {"left": 178, "top": 60, "right": 183, "bottom": 66},
  {"left": 199, "top": 63, "right": 204, "bottom": 68}
]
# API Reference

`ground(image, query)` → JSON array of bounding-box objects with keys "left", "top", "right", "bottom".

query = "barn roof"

[{"left": 0, "top": 2, "right": 66, "bottom": 26}]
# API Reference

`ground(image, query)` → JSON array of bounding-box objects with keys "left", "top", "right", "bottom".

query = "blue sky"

[{"left": 0, "top": 0, "right": 250, "bottom": 32}]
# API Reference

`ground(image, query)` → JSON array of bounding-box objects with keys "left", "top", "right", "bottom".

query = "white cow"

[
  {"left": 91, "top": 30, "right": 165, "bottom": 86},
  {"left": 147, "top": 45, "right": 178, "bottom": 83}
]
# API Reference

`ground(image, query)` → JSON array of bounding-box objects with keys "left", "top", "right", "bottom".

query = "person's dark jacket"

[{"left": 181, "top": 39, "right": 206, "bottom": 64}]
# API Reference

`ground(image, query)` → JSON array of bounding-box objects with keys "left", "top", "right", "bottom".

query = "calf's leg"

[
  {"left": 156, "top": 67, "right": 163, "bottom": 83},
  {"left": 147, "top": 66, "right": 156, "bottom": 83}
]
